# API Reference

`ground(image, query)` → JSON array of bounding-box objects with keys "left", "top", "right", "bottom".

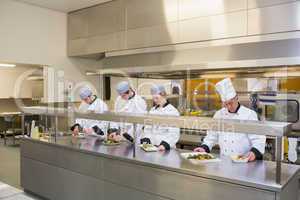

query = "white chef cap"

[
  {"left": 151, "top": 84, "right": 166, "bottom": 95},
  {"left": 215, "top": 78, "right": 237, "bottom": 102},
  {"left": 116, "top": 81, "right": 130, "bottom": 95},
  {"left": 79, "top": 87, "right": 93, "bottom": 100}
]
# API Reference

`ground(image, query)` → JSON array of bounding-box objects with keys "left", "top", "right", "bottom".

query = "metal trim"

[{"left": 21, "top": 106, "right": 292, "bottom": 137}]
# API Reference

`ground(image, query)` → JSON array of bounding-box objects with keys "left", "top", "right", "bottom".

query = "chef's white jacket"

[
  {"left": 202, "top": 105, "right": 266, "bottom": 157},
  {"left": 141, "top": 103, "right": 180, "bottom": 148},
  {"left": 76, "top": 97, "right": 109, "bottom": 135},
  {"left": 111, "top": 94, "right": 147, "bottom": 139}
]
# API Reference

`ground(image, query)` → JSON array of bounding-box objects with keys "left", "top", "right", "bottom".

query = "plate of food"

[
  {"left": 181, "top": 152, "right": 220, "bottom": 164},
  {"left": 231, "top": 155, "right": 249, "bottom": 163},
  {"left": 140, "top": 144, "right": 158, "bottom": 152},
  {"left": 73, "top": 132, "right": 86, "bottom": 139},
  {"left": 103, "top": 139, "right": 121, "bottom": 146}
]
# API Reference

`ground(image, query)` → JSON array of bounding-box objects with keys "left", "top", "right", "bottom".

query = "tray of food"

[
  {"left": 140, "top": 144, "right": 158, "bottom": 152},
  {"left": 230, "top": 155, "right": 249, "bottom": 163},
  {"left": 103, "top": 139, "right": 121, "bottom": 146},
  {"left": 181, "top": 152, "right": 220, "bottom": 164}
]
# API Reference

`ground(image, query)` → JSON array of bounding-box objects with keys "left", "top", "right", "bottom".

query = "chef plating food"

[
  {"left": 140, "top": 84, "right": 180, "bottom": 151},
  {"left": 108, "top": 81, "right": 147, "bottom": 142},
  {"left": 70, "top": 87, "right": 109, "bottom": 138},
  {"left": 194, "top": 78, "right": 266, "bottom": 162}
]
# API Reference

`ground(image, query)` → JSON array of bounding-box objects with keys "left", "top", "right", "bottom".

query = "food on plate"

[
  {"left": 103, "top": 139, "right": 121, "bottom": 146},
  {"left": 73, "top": 132, "right": 85, "bottom": 138},
  {"left": 231, "top": 155, "right": 249, "bottom": 163},
  {"left": 232, "top": 155, "right": 247, "bottom": 160},
  {"left": 140, "top": 144, "right": 158, "bottom": 152},
  {"left": 187, "top": 153, "right": 215, "bottom": 160},
  {"left": 142, "top": 144, "right": 154, "bottom": 149},
  {"left": 181, "top": 152, "right": 220, "bottom": 163}
]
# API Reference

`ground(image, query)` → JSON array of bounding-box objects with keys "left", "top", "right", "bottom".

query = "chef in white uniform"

[
  {"left": 140, "top": 84, "right": 180, "bottom": 151},
  {"left": 194, "top": 78, "right": 266, "bottom": 161},
  {"left": 71, "top": 87, "right": 109, "bottom": 137},
  {"left": 108, "top": 81, "right": 147, "bottom": 142}
]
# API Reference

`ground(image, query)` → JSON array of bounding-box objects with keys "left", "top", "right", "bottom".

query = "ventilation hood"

[{"left": 88, "top": 38, "right": 300, "bottom": 79}]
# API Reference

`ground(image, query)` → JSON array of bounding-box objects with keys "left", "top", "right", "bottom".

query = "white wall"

[
  {"left": 0, "top": 0, "right": 101, "bottom": 102},
  {"left": 0, "top": 66, "right": 41, "bottom": 98}
]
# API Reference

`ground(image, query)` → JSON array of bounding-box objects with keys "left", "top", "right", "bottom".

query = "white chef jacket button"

[{"left": 232, "top": 141, "right": 234, "bottom": 143}]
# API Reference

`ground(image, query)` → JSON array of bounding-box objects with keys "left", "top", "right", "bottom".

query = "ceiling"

[{"left": 17, "top": 0, "right": 113, "bottom": 12}]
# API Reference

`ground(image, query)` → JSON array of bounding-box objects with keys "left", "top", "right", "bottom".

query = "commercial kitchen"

[{"left": 0, "top": 0, "right": 300, "bottom": 200}]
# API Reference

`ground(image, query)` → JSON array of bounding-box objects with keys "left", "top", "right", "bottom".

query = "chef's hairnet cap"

[
  {"left": 215, "top": 78, "right": 237, "bottom": 102},
  {"left": 116, "top": 81, "right": 130, "bottom": 94},
  {"left": 151, "top": 84, "right": 166, "bottom": 95},
  {"left": 79, "top": 87, "right": 93, "bottom": 100}
]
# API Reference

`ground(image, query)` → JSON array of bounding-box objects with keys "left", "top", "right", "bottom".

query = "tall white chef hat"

[{"left": 215, "top": 78, "right": 237, "bottom": 102}]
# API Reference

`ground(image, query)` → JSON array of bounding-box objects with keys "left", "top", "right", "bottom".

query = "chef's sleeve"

[
  {"left": 135, "top": 96, "right": 148, "bottom": 114},
  {"left": 201, "top": 112, "right": 220, "bottom": 152},
  {"left": 109, "top": 98, "right": 121, "bottom": 130},
  {"left": 247, "top": 111, "right": 266, "bottom": 159},
  {"left": 159, "top": 126, "right": 180, "bottom": 150},
  {"left": 201, "top": 131, "right": 219, "bottom": 153},
  {"left": 140, "top": 125, "right": 153, "bottom": 144},
  {"left": 75, "top": 118, "right": 86, "bottom": 129}
]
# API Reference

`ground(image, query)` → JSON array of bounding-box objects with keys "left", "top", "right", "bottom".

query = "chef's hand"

[
  {"left": 72, "top": 126, "right": 79, "bottom": 136},
  {"left": 71, "top": 124, "right": 81, "bottom": 136},
  {"left": 158, "top": 145, "right": 166, "bottom": 151},
  {"left": 83, "top": 128, "right": 93, "bottom": 135},
  {"left": 246, "top": 151, "right": 256, "bottom": 162},
  {"left": 108, "top": 132, "right": 122, "bottom": 142},
  {"left": 194, "top": 147, "right": 206, "bottom": 152}
]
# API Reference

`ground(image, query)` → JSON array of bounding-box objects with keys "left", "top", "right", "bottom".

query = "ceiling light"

[
  {"left": 0, "top": 63, "right": 16, "bottom": 68},
  {"left": 200, "top": 73, "right": 236, "bottom": 79},
  {"left": 263, "top": 71, "right": 300, "bottom": 77},
  {"left": 27, "top": 76, "right": 44, "bottom": 81}
]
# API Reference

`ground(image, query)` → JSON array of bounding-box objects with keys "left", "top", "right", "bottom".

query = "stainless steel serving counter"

[{"left": 21, "top": 136, "right": 300, "bottom": 200}]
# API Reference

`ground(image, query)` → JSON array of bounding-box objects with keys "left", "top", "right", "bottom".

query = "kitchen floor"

[
  {"left": 0, "top": 181, "right": 39, "bottom": 200},
  {"left": 0, "top": 139, "right": 41, "bottom": 199},
  {"left": 0, "top": 139, "right": 20, "bottom": 189}
]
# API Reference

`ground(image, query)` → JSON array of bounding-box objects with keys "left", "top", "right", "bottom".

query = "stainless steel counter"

[
  {"left": 20, "top": 106, "right": 299, "bottom": 200},
  {"left": 21, "top": 136, "right": 300, "bottom": 198}
]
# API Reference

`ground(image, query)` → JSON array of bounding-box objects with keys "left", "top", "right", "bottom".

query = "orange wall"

[
  {"left": 186, "top": 79, "right": 222, "bottom": 110},
  {"left": 280, "top": 78, "right": 300, "bottom": 92}
]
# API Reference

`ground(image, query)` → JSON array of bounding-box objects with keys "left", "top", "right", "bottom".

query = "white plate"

[
  {"left": 103, "top": 140, "right": 121, "bottom": 146},
  {"left": 139, "top": 144, "right": 158, "bottom": 152},
  {"left": 181, "top": 152, "right": 220, "bottom": 164},
  {"left": 231, "top": 155, "right": 249, "bottom": 163},
  {"left": 73, "top": 133, "right": 85, "bottom": 139}
]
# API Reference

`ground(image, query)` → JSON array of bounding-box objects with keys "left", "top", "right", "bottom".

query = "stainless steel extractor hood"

[{"left": 87, "top": 38, "right": 300, "bottom": 79}]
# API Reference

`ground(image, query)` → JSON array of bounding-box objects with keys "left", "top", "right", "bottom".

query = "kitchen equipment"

[
  {"left": 259, "top": 93, "right": 300, "bottom": 163},
  {"left": 258, "top": 93, "right": 300, "bottom": 131}
]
